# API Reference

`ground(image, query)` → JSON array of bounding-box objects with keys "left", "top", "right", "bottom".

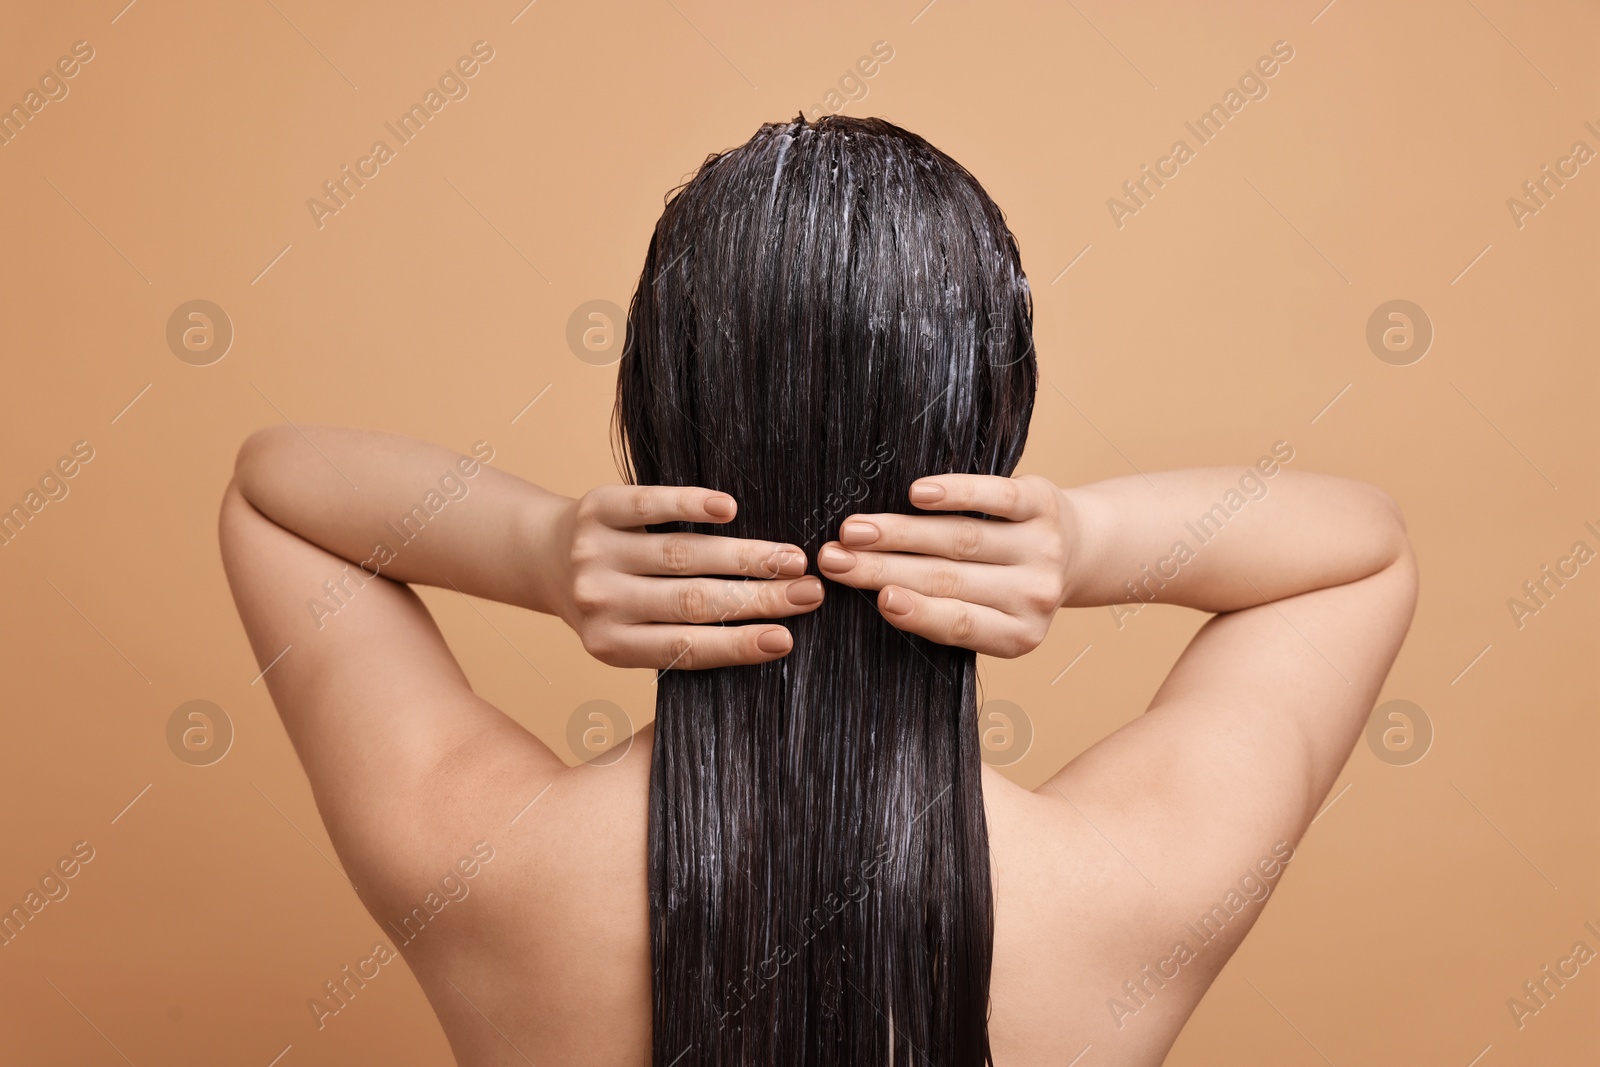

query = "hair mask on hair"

[{"left": 615, "top": 114, "right": 1037, "bottom": 1066}]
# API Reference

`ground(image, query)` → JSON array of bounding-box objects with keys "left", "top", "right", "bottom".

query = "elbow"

[
  {"left": 1347, "top": 482, "right": 1418, "bottom": 611},
  {"left": 235, "top": 423, "right": 284, "bottom": 470},
  {"left": 1378, "top": 496, "right": 1420, "bottom": 617},
  {"left": 1376, "top": 486, "right": 1414, "bottom": 568},
  {"left": 217, "top": 477, "right": 249, "bottom": 561},
  {"left": 233, "top": 424, "right": 292, "bottom": 502},
  {"left": 1355, "top": 481, "right": 1412, "bottom": 572},
  {"left": 1376, "top": 485, "right": 1408, "bottom": 535}
]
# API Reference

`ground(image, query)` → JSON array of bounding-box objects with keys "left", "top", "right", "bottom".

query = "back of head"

[{"left": 615, "top": 114, "right": 1037, "bottom": 1065}]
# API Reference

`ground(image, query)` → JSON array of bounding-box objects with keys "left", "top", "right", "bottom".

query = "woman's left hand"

[{"left": 550, "top": 484, "right": 826, "bottom": 669}]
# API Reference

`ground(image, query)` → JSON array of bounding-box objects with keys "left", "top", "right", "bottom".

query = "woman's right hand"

[
  {"left": 815, "top": 474, "right": 1073, "bottom": 658},
  {"left": 550, "top": 485, "right": 825, "bottom": 670}
]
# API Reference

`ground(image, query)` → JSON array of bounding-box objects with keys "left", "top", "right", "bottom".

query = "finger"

[
  {"left": 621, "top": 575, "right": 826, "bottom": 624},
  {"left": 906, "top": 474, "right": 1053, "bottom": 521},
  {"left": 612, "top": 622, "right": 796, "bottom": 670},
  {"left": 874, "top": 586, "right": 1037, "bottom": 658},
  {"left": 621, "top": 531, "right": 808, "bottom": 578},
  {"left": 817, "top": 543, "right": 1016, "bottom": 608},
  {"left": 836, "top": 513, "right": 1028, "bottom": 564},
  {"left": 587, "top": 484, "right": 738, "bottom": 528}
]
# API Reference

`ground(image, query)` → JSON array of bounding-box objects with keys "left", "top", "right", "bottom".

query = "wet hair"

[{"left": 614, "top": 114, "right": 1037, "bottom": 1065}]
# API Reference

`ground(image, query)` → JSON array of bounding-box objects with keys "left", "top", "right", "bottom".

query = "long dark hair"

[{"left": 614, "top": 114, "right": 1037, "bottom": 1065}]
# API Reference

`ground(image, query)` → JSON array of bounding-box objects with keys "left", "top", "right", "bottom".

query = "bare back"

[
  {"left": 350, "top": 658, "right": 1370, "bottom": 1067},
  {"left": 219, "top": 447, "right": 1418, "bottom": 1065}
]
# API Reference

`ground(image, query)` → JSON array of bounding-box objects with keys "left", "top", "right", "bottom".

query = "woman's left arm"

[
  {"left": 220, "top": 424, "right": 822, "bottom": 889},
  {"left": 231, "top": 423, "right": 824, "bottom": 668},
  {"left": 233, "top": 424, "right": 568, "bottom": 617}
]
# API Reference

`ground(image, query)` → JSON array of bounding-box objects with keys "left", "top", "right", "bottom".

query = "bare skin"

[{"left": 220, "top": 425, "right": 1417, "bottom": 1066}]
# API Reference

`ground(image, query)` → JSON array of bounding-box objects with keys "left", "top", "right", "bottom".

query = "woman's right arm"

[
  {"left": 818, "top": 466, "right": 1411, "bottom": 645},
  {"left": 1045, "top": 467, "right": 1417, "bottom": 812},
  {"left": 829, "top": 468, "right": 1418, "bottom": 987},
  {"left": 818, "top": 465, "right": 1419, "bottom": 817},
  {"left": 1059, "top": 466, "right": 1410, "bottom": 615}
]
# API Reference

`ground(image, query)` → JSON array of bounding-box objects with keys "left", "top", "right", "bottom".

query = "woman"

[{"left": 220, "top": 116, "right": 1417, "bottom": 1066}]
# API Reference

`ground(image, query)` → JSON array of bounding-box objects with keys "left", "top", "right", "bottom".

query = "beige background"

[{"left": 1, "top": 0, "right": 1595, "bottom": 1063}]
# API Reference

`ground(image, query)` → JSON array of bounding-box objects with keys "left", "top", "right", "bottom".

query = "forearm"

[
  {"left": 1060, "top": 464, "right": 1409, "bottom": 613},
  {"left": 232, "top": 424, "right": 572, "bottom": 615}
]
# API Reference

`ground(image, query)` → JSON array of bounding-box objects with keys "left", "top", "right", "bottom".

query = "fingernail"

[
  {"left": 909, "top": 482, "right": 944, "bottom": 503},
  {"left": 818, "top": 545, "right": 856, "bottom": 571},
  {"left": 839, "top": 520, "right": 879, "bottom": 546},
  {"left": 757, "top": 628, "right": 792, "bottom": 654},
  {"left": 705, "top": 495, "right": 736, "bottom": 518},
  {"left": 882, "top": 588, "right": 912, "bottom": 615},
  {"left": 786, "top": 577, "right": 824, "bottom": 606}
]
